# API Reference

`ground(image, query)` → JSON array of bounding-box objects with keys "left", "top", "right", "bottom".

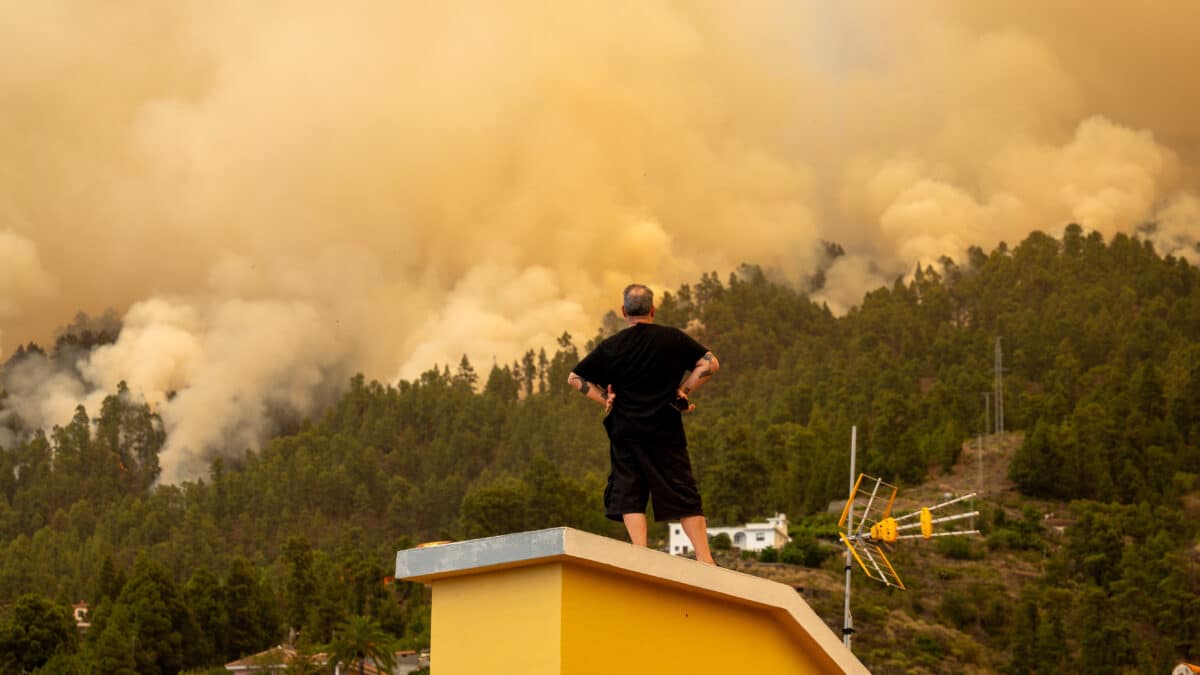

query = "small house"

[{"left": 667, "top": 513, "right": 790, "bottom": 555}]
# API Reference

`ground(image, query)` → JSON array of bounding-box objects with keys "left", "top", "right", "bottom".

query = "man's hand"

[
  {"left": 605, "top": 385, "right": 616, "bottom": 413},
  {"left": 674, "top": 388, "right": 696, "bottom": 413}
]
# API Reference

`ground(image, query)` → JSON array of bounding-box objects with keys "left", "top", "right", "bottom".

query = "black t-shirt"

[{"left": 571, "top": 322, "right": 709, "bottom": 446}]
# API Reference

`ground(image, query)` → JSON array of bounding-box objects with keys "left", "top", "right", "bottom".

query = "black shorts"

[{"left": 604, "top": 439, "right": 704, "bottom": 522}]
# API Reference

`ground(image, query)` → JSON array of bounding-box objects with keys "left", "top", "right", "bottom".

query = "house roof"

[
  {"left": 225, "top": 646, "right": 297, "bottom": 670},
  {"left": 226, "top": 646, "right": 419, "bottom": 673},
  {"left": 675, "top": 514, "right": 788, "bottom": 534}
]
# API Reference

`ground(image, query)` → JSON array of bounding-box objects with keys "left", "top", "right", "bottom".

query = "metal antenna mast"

[
  {"left": 843, "top": 426, "right": 856, "bottom": 649},
  {"left": 836, "top": 432, "right": 982, "bottom": 647}
]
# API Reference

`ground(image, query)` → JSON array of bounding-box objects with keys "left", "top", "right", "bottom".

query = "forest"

[{"left": 1, "top": 223, "right": 1199, "bottom": 673}]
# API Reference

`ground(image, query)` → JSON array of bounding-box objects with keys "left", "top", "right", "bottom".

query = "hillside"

[
  {"left": 732, "top": 430, "right": 1198, "bottom": 674},
  {"left": 727, "top": 434, "right": 1039, "bottom": 675},
  {"left": 0, "top": 225, "right": 1198, "bottom": 673}
]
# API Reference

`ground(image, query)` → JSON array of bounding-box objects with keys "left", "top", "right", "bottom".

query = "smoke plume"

[{"left": 1, "top": 1, "right": 1197, "bottom": 480}]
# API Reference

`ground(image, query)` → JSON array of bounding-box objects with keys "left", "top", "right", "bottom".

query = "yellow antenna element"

[
  {"left": 840, "top": 532, "right": 905, "bottom": 589},
  {"left": 837, "top": 473, "right": 980, "bottom": 591},
  {"left": 839, "top": 532, "right": 868, "bottom": 573},
  {"left": 870, "top": 517, "right": 898, "bottom": 543},
  {"left": 838, "top": 473, "right": 867, "bottom": 529},
  {"left": 883, "top": 489, "right": 897, "bottom": 522}
]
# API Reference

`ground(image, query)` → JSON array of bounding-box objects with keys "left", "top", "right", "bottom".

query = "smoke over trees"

[{"left": 2, "top": 2, "right": 1200, "bottom": 480}]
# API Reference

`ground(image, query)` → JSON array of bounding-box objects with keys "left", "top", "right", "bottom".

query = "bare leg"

[
  {"left": 680, "top": 515, "right": 714, "bottom": 565},
  {"left": 623, "top": 513, "right": 648, "bottom": 547}
]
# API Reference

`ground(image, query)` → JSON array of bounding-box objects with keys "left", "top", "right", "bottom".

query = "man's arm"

[
  {"left": 568, "top": 372, "right": 614, "bottom": 410},
  {"left": 678, "top": 351, "right": 719, "bottom": 401}
]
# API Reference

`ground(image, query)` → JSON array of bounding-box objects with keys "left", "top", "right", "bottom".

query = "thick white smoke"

[
  {"left": 1150, "top": 194, "right": 1200, "bottom": 265},
  {"left": 4, "top": 295, "right": 353, "bottom": 482}
]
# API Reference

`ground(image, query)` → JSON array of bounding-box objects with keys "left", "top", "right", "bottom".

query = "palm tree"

[{"left": 326, "top": 615, "right": 398, "bottom": 675}]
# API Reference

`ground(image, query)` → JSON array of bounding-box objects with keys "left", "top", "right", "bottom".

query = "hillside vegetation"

[{"left": 1, "top": 224, "right": 1198, "bottom": 673}]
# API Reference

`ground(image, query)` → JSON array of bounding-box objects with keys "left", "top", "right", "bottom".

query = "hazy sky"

[{"left": 2, "top": 1, "right": 1197, "bottom": 480}]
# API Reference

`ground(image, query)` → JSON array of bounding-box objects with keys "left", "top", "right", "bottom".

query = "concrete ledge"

[
  {"left": 396, "top": 527, "right": 869, "bottom": 674},
  {"left": 395, "top": 527, "right": 569, "bottom": 581}
]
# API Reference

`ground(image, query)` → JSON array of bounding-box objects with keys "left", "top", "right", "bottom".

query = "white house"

[
  {"left": 72, "top": 602, "right": 90, "bottom": 633},
  {"left": 667, "top": 513, "right": 790, "bottom": 556}
]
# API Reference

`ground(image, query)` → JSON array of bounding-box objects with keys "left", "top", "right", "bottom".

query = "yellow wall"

[
  {"left": 431, "top": 563, "right": 563, "bottom": 675},
  {"left": 429, "top": 559, "right": 849, "bottom": 674},
  {"left": 560, "top": 563, "right": 838, "bottom": 675}
]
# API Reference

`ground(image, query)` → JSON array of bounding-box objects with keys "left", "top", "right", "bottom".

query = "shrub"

[
  {"left": 780, "top": 535, "right": 832, "bottom": 567},
  {"left": 935, "top": 535, "right": 978, "bottom": 560},
  {"left": 913, "top": 634, "right": 945, "bottom": 659},
  {"left": 779, "top": 545, "right": 805, "bottom": 566}
]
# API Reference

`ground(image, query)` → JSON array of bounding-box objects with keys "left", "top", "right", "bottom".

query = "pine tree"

[
  {"left": 224, "top": 557, "right": 277, "bottom": 660},
  {"left": 0, "top": 593, "right": 79, "bottom": 672},
  {"left": 184, "top": 566, "right": 225, "bottom": 663},
  {"left": 99, "top": 555, "right": 203, "bottom": 674},
  {"left": 283, "top": 536, "right": 318, "bottom": 636}
]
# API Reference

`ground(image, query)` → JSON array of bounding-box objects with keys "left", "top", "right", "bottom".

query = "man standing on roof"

[{"left": 568, "top": 283, "right": 720, "bottom": 564}]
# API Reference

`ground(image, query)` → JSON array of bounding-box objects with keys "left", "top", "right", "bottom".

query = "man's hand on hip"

[{"left": 673, "top": 389, "right": 696, "bottom": 413}]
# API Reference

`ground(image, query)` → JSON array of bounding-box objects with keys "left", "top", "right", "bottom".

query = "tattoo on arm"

[
  {"left": 579, "top": 381, "right": 590, "bottom": 396},
  {"left": 682, "top": 386, "right": 691, "bottom": 394},
  {"left": 702, "top": 353, "right": 714, "bottom": 362}
]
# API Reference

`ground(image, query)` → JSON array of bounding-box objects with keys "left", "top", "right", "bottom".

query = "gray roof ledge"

[{"left": 395, "top": 527, "right": 869, "bottom": 675}]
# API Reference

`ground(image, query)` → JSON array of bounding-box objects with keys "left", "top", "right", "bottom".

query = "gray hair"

[{"left": 623, "top": 284, "right": 654, "bottom": 316}]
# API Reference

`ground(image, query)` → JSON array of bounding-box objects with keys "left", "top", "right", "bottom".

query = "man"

[{"left": 567, "top": 283, "right": 720, "bottom": 564}]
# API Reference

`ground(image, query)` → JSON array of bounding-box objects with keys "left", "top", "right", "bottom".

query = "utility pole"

[
  {"left": 994, "top": 337, "right": 1004, "bottom": 435},
  {"left": 983, "top": 392, "right": 991, "bottom": 439},
  {"left": 978, "top": 430, "right": 984, "bottom": 496},
  {"left": 976, "top": 390, "right": 990, "bottom": 532},
  {"left": 973, "top": 433, "right": 982, "bottom": 530}
]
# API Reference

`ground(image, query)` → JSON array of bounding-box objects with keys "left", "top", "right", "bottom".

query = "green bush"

[
  {"left": 780, "top": 535, "right": 832, "bottom": 567},
  {"left": 787, "top": 514, "right": 840, "bottom": 540},
  {"left": 939, "top": 587, "right": 979, "bottom": 629},
  {"left": 709, "top": 532, "right": 732, "bottom": 550},
  {"left": 986, "top": 514, "right": 1043, "bottom": 551},
  {"left": 986, "top": 528, "right": 1022, "bottom": 551},
  {"left": 913, "top": 634, "right": 945, "bottom": 659},
  {"left": 935, "top": 535, "right": 979, "bottom": 560},
  {"left": 934, "top": 566, "right": 963, "bottom": 580},
  {"left": 758, "top": 546, "right": 778, "bottom": 563},
  {"left": 779, "top": 545, "right": 805, "bottom": 565}
]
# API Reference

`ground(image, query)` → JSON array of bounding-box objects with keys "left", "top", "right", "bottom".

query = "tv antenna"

[{"left": 838, "top": 427, "right": 981, "bottom": 648}]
